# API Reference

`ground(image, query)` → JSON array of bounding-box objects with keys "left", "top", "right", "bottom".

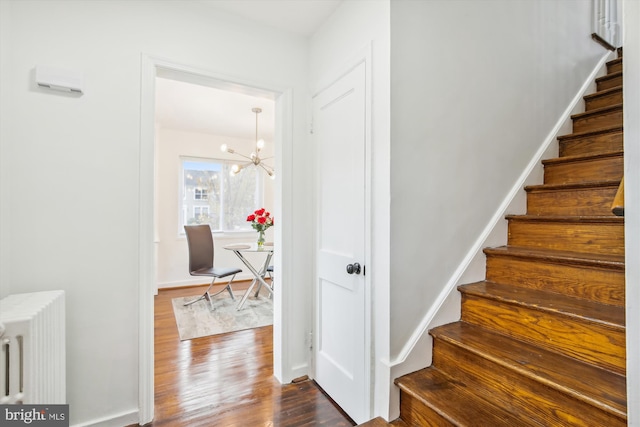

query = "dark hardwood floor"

[{"left": 148, "top": 282, "right": 355, "bottom": 426}]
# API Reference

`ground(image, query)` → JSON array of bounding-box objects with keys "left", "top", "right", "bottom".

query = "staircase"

[{"left": 367, "top": 48, "right": 626, "bottom": 426}]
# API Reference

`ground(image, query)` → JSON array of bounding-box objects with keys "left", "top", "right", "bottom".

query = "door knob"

[{"left": 346, "top": 262, "right": 361, "bottom": 275}]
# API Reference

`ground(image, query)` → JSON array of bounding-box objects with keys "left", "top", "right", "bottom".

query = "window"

[
  {"left": 180, "top": 157, "right": 262, "bottom": 232},
  {"left": 194, "top": 188, "right": 208, "bottom": 200}
]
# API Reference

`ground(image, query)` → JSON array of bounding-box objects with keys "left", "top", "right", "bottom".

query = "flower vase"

[{"left": 257, "top": 230, "right": 265, "bottom": 248}]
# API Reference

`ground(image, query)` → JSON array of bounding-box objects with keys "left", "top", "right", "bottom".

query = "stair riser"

[
  {"left": 544, "top": 156, "right": 623, "bottom": 184},
  {"left": 559, "top": 131, "right": 623, "bottom": 157},
  {"left": 461, "top": 295, "right": 626, "bottom": 374},
  {"left": 526, "top": 186, "right": 619, "bottom": 216},
  {"left": 399, "top": 394, "right": 453, "bottom": 427},
  {"left": 608, "top": 61, "right": 623, "bottom": 74},
  {"left": 586, "top": 90, "right": 623, "bottom": 110},
  {"left": 485, "top": 256, "right": 625, "bottom": 306},
  {"left": 572, "top": 109, "right": 623, "bottom": 133},
  {"left": 507, "top": 220, "right": 625, "bottom": 255},
  {"left": 597, "top": 75, "right": 623, "bottom": 91},
  {"left": 433, "top": 340, "right": 625, "bottom": 427}
]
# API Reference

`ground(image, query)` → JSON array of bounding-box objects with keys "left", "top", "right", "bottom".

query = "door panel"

[{"left": 313, "top": 61, "right": 368, "bottom": 423}]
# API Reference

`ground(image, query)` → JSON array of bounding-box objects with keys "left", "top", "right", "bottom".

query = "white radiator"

[{"left": 0, "top": 290, "right": 66, "bottom": 404}]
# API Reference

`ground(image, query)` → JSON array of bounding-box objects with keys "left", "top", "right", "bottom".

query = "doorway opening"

[
  {"left": 153, "top": 76, "right": 276, "bottom": 292},
  {"left": 138, "top": 56, "right": 291, "bottom": 424}
]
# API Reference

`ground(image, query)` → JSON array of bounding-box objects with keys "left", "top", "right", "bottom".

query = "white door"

[{"left": 313, "top": 61, "right": 369, "bottom": 423}]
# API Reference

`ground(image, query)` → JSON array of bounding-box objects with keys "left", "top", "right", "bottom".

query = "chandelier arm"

[
  {"left": 232, "top": 152, "right": 254, "bottom": 161},
  {"left": 258, "top": 162, "right": 274, "bottom": 174},
  {"left": 227, "top": 107, "right": 274, "bottom": 178}
]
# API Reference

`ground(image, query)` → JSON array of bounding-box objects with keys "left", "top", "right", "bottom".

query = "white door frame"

[
  {"left": 311, "top": 45, "right": 373, "bottom": 421},
  {"left": 138, "top": 54, "right": 293, "bottom": 425}
]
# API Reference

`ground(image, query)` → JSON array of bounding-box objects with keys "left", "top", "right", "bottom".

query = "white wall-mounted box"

[{"left": 35, "top": 65, "right": 84, "bottom": 93}]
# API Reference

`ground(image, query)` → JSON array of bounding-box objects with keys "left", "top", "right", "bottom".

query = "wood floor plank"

[{"left": 143, "top": 283, "right": 355, "bottom": 427}]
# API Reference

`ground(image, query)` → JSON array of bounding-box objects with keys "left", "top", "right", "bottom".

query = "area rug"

[{"left": 171, "top": 292, "right": 273, "bottom": 341}]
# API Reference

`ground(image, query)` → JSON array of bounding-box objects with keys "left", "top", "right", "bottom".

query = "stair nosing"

[
  {"left": 571, "top": 103, "right": 622, "bottom": 120},
  {"left": 584, "top": 85, "right": 623, "bottom": 100},
  {"left": 483, "top": 246, "right": 625, "bottom": 270},
  {"left": 524, "top": 180, "right": 621, "bottom": 192},
  {"left": 505, "top": 214, "right": 624, "bottom": 223},
  {"left": 459, "top": 281, "right": 625, "bottom": 331},
  {"left": 595, "top": 71, "right": 623, "bottom": 82},
  {"left": 557, "top": 125, "right": 623, "bottom": 141},
  {"left": 395, "top": 368, "right": 541, "bottom": 427},
  {"left": 430, "top": 322, "right": 627, "bottom": 419},
  {"left": 542, "top": 150, "right": 623, "bottom": 165}
]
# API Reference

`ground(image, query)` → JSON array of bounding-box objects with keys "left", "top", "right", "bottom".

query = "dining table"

[{"left": 224, "top": 242, "right": 274, "bottom": 310}]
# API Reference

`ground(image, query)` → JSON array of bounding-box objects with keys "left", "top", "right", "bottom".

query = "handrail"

[{"left": 612, "top": 176, "right": 624, "bottom": 216}]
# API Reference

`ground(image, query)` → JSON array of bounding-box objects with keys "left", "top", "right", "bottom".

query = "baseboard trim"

[
  {"left": 157, "top": 276, "right": 255, "bottom": 289},
  {"left": 71, "top": 409, "right": 138, "bottom": 427},
  {"left": 158, "top": 278, "right": 253, "bottom": 291}
]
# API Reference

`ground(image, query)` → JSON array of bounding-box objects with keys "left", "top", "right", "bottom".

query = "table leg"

[{"left": 232, "top": 250, "right": 273, "bottom": 310}]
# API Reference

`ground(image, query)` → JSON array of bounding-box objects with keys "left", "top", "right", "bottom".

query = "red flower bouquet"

[{"left": 247, "top": 208, "right": 274, "bottom": 246}]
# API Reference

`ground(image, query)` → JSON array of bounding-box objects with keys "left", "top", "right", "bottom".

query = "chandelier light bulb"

[
  {"left": 231, "top": 164, "right": 240, "bottom": 174},
  {"left": 220, "top": 144, "right": 227, "bottom": 152},
  {"left": 256, "top": 138, "right": 265, "bottom": 149}
]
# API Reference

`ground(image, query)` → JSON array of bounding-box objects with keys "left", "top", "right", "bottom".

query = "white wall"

[
  {"left": 0, "top": 1, "right": 309, "bottom": 425},
  {"left": 623, "top": 0, "right": 640, "bottom": 423},
  {"left": 390, "top": 0, "right": 604, "bottom": 360},
  {"left": 310, "top": 0, "right": 391, "bottom": 419},
  {"left": 155, "top": 128, "right": 275, "bottom": 287}
]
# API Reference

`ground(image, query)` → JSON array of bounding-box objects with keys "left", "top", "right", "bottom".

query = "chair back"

[{"left": 184, "top": 224, "right": 214, "bottom": 273}]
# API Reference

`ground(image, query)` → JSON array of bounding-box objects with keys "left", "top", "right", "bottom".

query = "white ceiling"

[
  {"left": 155, "top": 77, "right": 276, "bottom": 140},
  {"left": 156, "top": 0, "right": 342, "bottom": 140},
  {"left": 198, "top": 0, "right": 342, "bottom": 37}
]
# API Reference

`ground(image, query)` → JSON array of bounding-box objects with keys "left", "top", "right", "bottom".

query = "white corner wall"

[
  {"left": 389, "top": 0, "right": 604, "bottom": 374},
  {"left": 310, "top": 0, "right": 391, "bottom": 419},
  {"left": 155, "top": 128, "right": 275, "bottom": 288},
  {"left": 623, "top": 0, "right": 640, "bottom": 424},
  {"left": 0, "top": 1, "right": 309, "bottom": 425}
]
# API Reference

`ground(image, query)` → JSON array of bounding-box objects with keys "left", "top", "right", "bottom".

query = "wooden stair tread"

[
  {"left": 542, "top": 150, "right": 623, "bottom": 166},
  {"left": 557, "top": 124, "right": 623, "bottom": 141},
  {"left": 505, "top": 214, "right": 624, "bottom": 224},
  {"left": 459, "top": 281, "right": 625, "bottom": 329},
  {"left": 607, "top": 57, "right": 622, "bottom": 67},
  {"left": 395, "top": 368, "right": 537, "bottom": 426},
  {"left": 584, "top": 85, "right": 622, "bottom": 100},
  {"left": 483, "top": 246, "right": 625, "bottom": 270},
  {"left": 570, "top": 103, "right": 622, "bottom": 120},
  {"left": 430, "top": 322, "right": 627, "bottom": 418},
  {"left": 596, "top": 71, "right": 623, "bottom": 83},
  {"left": 525, "top": 179, "right": 620, "bottom": 192}
]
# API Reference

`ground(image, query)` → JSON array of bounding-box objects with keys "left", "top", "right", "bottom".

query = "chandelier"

[{"left": 220, "top": 107, "right": 275, "bottom": 179}]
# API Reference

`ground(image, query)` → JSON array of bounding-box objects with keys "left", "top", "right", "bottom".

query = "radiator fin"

[{"left": 0, "top": 290, "right": 65, "bottom": 404}]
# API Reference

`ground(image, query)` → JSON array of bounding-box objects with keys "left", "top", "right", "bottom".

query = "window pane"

[
  {"left": 223, "top": 164, "right": 259, "bottom": 231},
  {"left": 183, "top": 160, "right": 221, "bottom": 230},
  {"left": 181, "top": 158, "right": 262, "bottom": 233}
]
